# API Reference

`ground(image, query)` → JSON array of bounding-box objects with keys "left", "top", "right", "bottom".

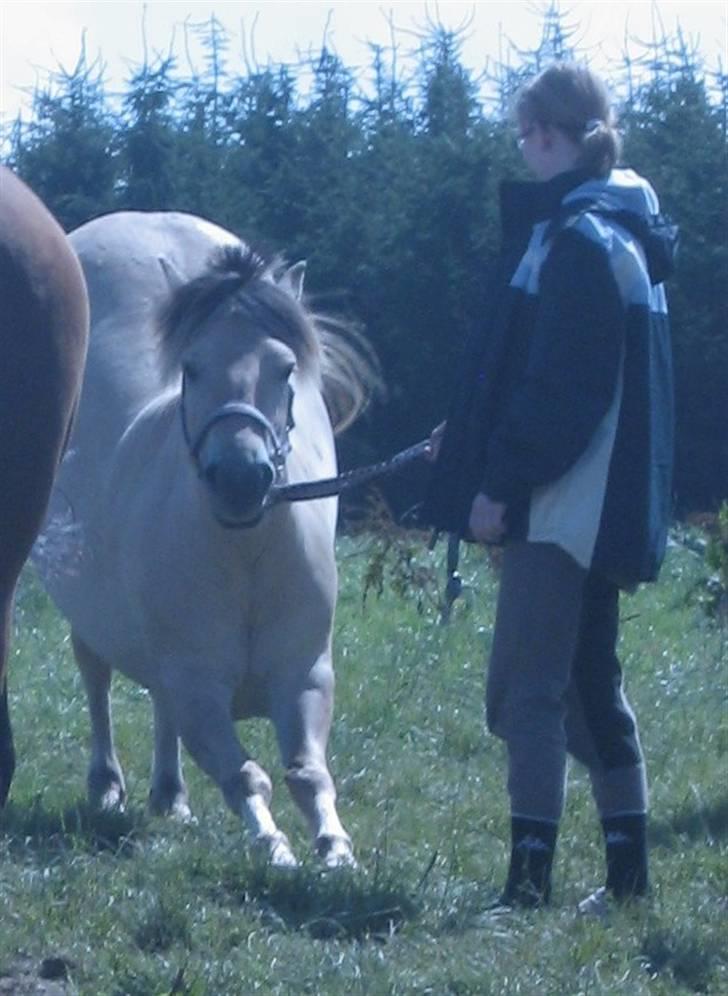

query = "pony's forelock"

[
  {"left": 155, "top": 241, "right": 379, "bottom": 431},
  {"left": 156, "top": 243, "right": 277, "bottom": 380}
]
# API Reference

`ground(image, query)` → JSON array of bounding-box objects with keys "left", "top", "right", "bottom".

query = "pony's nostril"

[
  {"left": 202, "top": 460, "right": 219, "bottom": 486},
  {"left": 258, "top": 463, "right": 274, "bottom": 492},
  {"left": 202, "top": 455, "right": 274, "bottom": 517},
  {"left": 245, "top": 462, "right": 274, "bottom": 504}
]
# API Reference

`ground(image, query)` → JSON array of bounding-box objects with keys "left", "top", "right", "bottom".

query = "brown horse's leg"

[
  {"left": 0, "top": 594, "right": 16, "bottom": 806},
  {"left": 0, "top": 677, "right": 14, "bottom": 808},
  {"left": 0, "top": 461, "right": 68, "bottom": 810},
  {"left": 0, "top": 588, "right": 18, "bottom": 806},
  {"left": 72, "top": 631, "right": 127, "bottom": 811}
]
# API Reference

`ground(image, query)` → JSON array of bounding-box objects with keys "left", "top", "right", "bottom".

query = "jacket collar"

[{"left": 499, "top": 168, "right": 592, "bottom": 247}]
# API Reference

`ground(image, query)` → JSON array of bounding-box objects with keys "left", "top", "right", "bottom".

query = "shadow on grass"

[
  {"left": 0, "top": 797, "right": 150, "bottom": 857},
  {"left": 221, "top": 862, "right": 420, "bottom": 942},
  {"left": 650, "top": 792, "right": 728, "bottom": 847},
  {"left": 642, "top": 926, "right": 726, "bottom": 994}
]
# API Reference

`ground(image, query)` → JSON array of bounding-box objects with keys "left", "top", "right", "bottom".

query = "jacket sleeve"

[{"left": 480, "top": 229, "right": 626, "bottom": 503}]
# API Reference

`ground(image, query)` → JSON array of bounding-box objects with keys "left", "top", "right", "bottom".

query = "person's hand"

[
  {"left": 425, "top": 420, "right": 446, "bottom": 462},
  {"left": 469, "top": 492, "right": 507, "bottom": 543}
]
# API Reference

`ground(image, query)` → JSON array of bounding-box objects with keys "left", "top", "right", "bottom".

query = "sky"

[{"left": 1, "top": 1, "right": 726, "bottom": 123}]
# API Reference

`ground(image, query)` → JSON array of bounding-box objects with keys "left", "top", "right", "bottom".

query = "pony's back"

[{"left": 67, "top": 212, "right": 240, "bottom": 470}]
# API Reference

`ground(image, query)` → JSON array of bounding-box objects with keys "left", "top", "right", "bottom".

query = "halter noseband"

[{"left": 180, "top": 372, "right": 294, "bottom": 483}]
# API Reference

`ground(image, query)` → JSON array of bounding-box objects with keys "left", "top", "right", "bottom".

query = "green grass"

[{"left": 0, "top": 534, "right": 725, "bottom": 995}]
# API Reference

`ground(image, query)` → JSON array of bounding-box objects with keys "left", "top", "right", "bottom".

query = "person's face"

[
  {"left": 517, "top": 119, "right": 551, "bottom": 180},
  {"left": 517, "top": 118, "right": 580, "bottom": 181}
]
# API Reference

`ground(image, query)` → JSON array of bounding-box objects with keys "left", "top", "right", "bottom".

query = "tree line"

[{"left": 5, "top": 7, "right": 727, "bottom": 516}]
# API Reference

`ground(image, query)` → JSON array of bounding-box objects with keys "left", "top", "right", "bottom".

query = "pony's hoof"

[
  {"left": 88, "top": 765, "right": 126, "bottom": 813},
  {"left": 256, "top": 831, "right": 298, "bottom": 868},
  {"left": 316, "top": 834, "right": 357, "bottom": 869},
  {"left": 148, "top": 787, "right": 193, "bottom": 823},
  {"left": 170, "top": 802, "right": 196, "bottom": 824},
  {"left": 89, "top": 780, "right": 126, "bottom": 813}
]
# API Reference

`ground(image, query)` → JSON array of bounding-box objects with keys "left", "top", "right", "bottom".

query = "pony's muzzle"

[{"left": 201, "top": 445, "right": 275, "bottom": 527}]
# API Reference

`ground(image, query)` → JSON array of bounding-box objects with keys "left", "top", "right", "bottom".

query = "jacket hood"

[
  {"left": 562, "top": 168, "right": 679, "bottom": 284},
  {"left": 500, "top": 168, "right": 678, "bottom": 285},
  {"left": 564, "top": 168, "right": 660, "bottom": 220}
]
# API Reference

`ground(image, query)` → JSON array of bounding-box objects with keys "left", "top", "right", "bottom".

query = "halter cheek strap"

[{"left": 179, "top": 373, "right": 294, "bottom": 481}]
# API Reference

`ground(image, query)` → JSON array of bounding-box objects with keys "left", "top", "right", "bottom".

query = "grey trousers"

[{"left": 486, "top": 541, "right": 647, "bottom": 824}]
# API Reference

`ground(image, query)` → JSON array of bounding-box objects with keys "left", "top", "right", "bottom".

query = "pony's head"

[{"left": 157, "top": 243, "right": 377, "bottom": 527}]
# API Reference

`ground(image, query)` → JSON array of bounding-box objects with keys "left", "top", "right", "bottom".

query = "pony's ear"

[
  {"left": 158, "top": 255, "right": 186, "bottom": 292},
  {"left": 281, "top": 260, "right": 306, "bottom": 300}
]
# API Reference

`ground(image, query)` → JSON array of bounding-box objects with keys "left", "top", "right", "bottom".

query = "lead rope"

[
  {"left": 428, "top": 529, "right": 463, "bottom": 624},
  {"left": 443, "top": 532, "right": 463, "bottom": 623},
  {"left": 266, "top": 438, "right": 430, "bottom": 504}
]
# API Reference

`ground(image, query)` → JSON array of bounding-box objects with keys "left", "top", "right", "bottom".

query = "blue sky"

[{"left": 1, "top": 1, "right": 726, "bottom": 121}]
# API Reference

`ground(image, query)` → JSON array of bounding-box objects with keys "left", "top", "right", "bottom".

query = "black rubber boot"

[
  {"left": 603, "top": 812, "right": 649, "bottom": 898},
  {"left": 497, "top": 816, "right": 558, "bottom": 908}
]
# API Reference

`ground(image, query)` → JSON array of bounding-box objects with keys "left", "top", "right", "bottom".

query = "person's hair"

[{"left": 515, "top": 63, "right": 621, "bottom": 177}]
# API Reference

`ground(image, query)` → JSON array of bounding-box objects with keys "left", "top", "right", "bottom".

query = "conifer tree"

[
  {"left": 8, "top": 48, "right": 117, "bottom": 229},
  {"left": 222, "top": 65, "right": 301, "bottom": 247},
  {"left": 621, "top": 38, "right": 728, "bottom": 509},
  {"left": 118, "top": 57, "right": 178, "bottom": 210}
]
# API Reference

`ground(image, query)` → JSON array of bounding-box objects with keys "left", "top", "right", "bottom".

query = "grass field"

[{"left": 0, "top": 531, "right": 725, "bottom": 995}]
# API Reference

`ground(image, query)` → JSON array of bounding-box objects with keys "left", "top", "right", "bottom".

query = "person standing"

[{"left": 424, "top": 62, "right": 676, "bottom": 912}]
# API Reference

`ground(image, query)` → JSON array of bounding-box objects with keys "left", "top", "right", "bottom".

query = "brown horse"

[{"left": 0, "top": 166, "right": 89, "bottom": 805}]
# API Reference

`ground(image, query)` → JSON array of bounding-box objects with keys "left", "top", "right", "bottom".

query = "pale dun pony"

[{"left": 36, "top": 211, "right": 376, "bottom": 867}]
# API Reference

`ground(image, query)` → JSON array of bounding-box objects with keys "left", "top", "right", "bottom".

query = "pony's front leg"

[
  {"left": 72, "top": 632, "right": 126, "bottom": 811},
  {"left": 149, "top": 696, "right": 191, "bottom": 821},
  {"left": 158, "top": 675, "right": 297, "bottom": 867},
  {"left": 273, "top": 656, "right": 355, "bottom": 868}
]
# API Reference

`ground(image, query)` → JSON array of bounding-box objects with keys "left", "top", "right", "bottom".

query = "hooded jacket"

[{"left": 423, "top": 167, "right": 676, "bottom": 587}]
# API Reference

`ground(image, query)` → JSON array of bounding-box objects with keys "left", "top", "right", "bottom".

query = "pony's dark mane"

[
  {"left": 157, "top": 243, "right": 317, "bottom": 376},
  {"left": 157, "top": 242, "right": 379, "bottom": 432}
]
